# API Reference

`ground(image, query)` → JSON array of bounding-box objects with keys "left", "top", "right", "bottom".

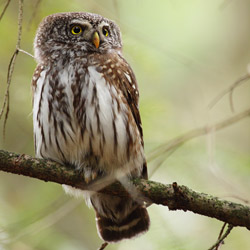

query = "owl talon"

[
  {"left": 91, "top": 171, "right": 98, "bottom": 181},
  {"left": 84, "top": 176, "right": 91, "bottom": 184},
  {"left": 83, "top": 168, "right": 99, "bottom": 184}
]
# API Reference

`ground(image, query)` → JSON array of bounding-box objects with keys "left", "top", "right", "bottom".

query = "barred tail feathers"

[
  {"left": 96, "top": 205, "right": 149, "bottom": 242},
  {"left": 91, "top": 194, "right": 150, "bottom": 242}
]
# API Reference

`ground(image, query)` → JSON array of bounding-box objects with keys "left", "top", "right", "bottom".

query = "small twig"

[
  {"left": 208, "top": 224, "right": 233, "bottom": 250},
  {"left": 18, "top": 48, "right": 34, "bottom": 58},
  {"left": 0, "top": 49, "right": 19, "bottom": 134},
  {"left": 0, "top": 0, "right": 11, "bottom": 21},
  {"left": 16, "top": 0, "right": 23, "bottom": 48},
  {"left": 98, "top": 242, "right": 108, "bottom": 250},
  {"left": 0, "top": 0, "right": 23, "bottom": 136},
  {"left": 215, "top": 222, "right": 227, "bottom": 250},
  {"left": 208, "top": 74, "right": 250, "bottom": 111},
  {"left": 218, "top": 222, "right": 227, "bottom": 240}
]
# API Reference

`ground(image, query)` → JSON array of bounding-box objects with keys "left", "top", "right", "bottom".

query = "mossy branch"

[{"left": 0, "top": 149, "right": 249, "bottom": 230}]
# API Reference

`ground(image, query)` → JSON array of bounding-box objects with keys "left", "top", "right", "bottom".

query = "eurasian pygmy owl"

[{"left": 32, "top": 12, "right": 149, "bottom": 242}]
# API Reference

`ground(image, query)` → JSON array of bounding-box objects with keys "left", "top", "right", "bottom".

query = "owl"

[{"left": 32, "top": 12, "right": 150, "bottom": 242}]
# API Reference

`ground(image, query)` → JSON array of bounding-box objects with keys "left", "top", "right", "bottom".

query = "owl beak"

[{"left": 92, "top": 31, "right": 100, "bottom": 49}]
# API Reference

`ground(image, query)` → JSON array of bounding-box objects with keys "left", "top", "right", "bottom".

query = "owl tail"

[{"left": 91, "top": 195, "right": 150, "bottom": 242}]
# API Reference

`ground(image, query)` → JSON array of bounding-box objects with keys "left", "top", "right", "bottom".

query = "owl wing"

[
  {"left": 118, "top": 56, "right": 143, "bottom": 140},
  {"left": 92, "top": 53, "right": 148, "bottom": 178},
  {"left": 115, "top": 54, "right": 148, "bottom": 178}
]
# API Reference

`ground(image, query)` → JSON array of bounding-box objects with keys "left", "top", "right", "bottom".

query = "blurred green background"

[{"left": 0, "top": 0, "right": 250, "bottom": 249}]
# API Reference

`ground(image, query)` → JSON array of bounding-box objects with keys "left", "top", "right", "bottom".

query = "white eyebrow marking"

[
  {"left": 70, "top": 20, "right": 92, "bottom": 28},
  {"left": 99, "top": 21, "right": 110, "bottom": 27}
]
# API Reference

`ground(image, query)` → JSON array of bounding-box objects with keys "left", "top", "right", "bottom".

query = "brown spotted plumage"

[{"left": 32, "top": 12, "right": 149, "bottom": 242}]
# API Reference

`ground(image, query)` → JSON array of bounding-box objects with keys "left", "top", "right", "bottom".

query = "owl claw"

[
  {"left": 91, "top": 171, "right": 98, "bottom": 181},
  {"left": 84, "top": 176, "right": 91, "bottom": 184},
  {"left": 83, "top": 168, "right": 99, "bottom": 184}
]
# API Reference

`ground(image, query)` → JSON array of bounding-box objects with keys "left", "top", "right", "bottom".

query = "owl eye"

[
  {"left": 102, "top": 27, "right": 109, "bottom": 37},
  {"left": 71, "top": 25, "right": 83, "bottom": 35}
]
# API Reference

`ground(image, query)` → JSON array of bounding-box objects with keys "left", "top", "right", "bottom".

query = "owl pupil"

[
  {"left": 103, "top": 28, "right": 109, "bottom": 37},
  {"left": 71, "top": 25, "right": 83, "bottom": 35},
  {"left": 73, "top": 27, "right": 81, "bottom": 33}
]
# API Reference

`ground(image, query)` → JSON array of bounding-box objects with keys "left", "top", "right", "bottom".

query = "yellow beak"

[{"left": 92, "top": 31, "right": 100, "bottom": 49}]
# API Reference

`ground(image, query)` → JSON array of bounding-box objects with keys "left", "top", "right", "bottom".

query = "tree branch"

[{"left": 0, "top": 149, "right": 249, "bottom": 230}]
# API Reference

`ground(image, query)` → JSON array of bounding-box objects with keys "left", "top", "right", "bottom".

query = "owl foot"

[{"left": 79, "top": 167, "right": 104, "bottom": 184}]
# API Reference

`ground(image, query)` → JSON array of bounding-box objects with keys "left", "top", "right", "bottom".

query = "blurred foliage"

[{"left": 0, "top": 0, "right": 250, "bottom": 249}]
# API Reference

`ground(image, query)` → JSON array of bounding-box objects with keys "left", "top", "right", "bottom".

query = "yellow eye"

[
  {"left": 71, "top": 25, "right": 82, "bottom": 35},
  {"left": 102, "top": 27, "right": 109, "bottom": 37}
]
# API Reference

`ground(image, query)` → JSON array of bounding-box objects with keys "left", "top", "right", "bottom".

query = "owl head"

[{"left": 34, "top": 12, "right": 122, "bottom": 63}]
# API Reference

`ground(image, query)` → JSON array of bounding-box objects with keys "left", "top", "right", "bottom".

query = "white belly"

[{"left": 33, "top": 64, "right": 144, "bottom": 177}]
